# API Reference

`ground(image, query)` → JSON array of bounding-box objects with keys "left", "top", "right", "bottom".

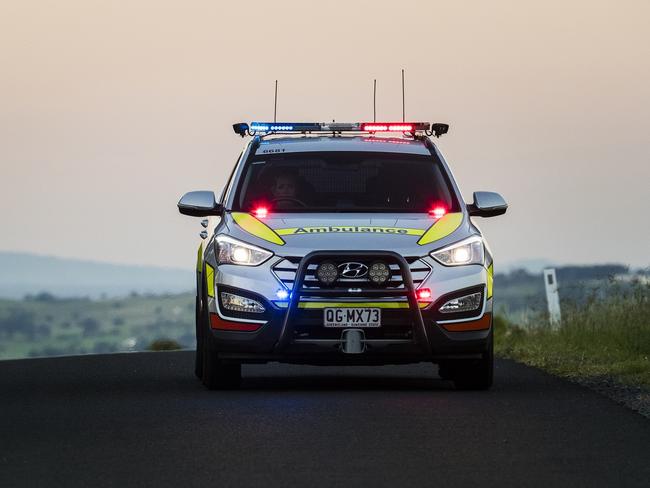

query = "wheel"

[
  {"left": 437, "top": 362, "right": 454, "bottom": 381},
  {"left": 198, "top": 285, "right": 242, "bottom": 390},
  {"left": 194, "top": 295, "right": 203, "bottom": 379},
  {"left": 447, "top": 331, "right": 494, "bottom": 390},
  {"left": 201, "top": 334, "right": 242, "bottom": 390}
]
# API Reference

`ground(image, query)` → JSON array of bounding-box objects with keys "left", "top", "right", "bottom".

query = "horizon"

[
  {"left": 1, "top": 249, "right": 645, "bottom": 274},
  {"left": 0, "top": 249, "right": 640, "bottom": 301}
]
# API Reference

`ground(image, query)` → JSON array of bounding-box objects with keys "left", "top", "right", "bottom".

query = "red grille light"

[{"left": 417, "top": 288, "right": 432, "bottom": 301}]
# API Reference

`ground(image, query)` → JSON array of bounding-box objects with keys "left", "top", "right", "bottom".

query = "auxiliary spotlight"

[
  {"left": 316, "top": 261, "right": 338, "bottom": 285},
  {"left": 368, "top": 261, "right": 391, "bottom": 285}
]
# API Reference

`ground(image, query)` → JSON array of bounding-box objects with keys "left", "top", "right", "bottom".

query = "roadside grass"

[{"left": 494, "top": 282, "right": 650, "bottom": 387}]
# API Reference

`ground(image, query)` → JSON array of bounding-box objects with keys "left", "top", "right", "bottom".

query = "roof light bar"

[{"left": 232, "top": 121, "right": 448, "bottom": 137}]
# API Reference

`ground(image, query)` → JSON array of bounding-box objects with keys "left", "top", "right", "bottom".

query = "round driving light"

[
  {"left": 368, "top": 261, "right": 390, "bottom": 285},
  {"left": 232, "top": 246, "right": 251, "bottom": 263},
  {"left": 316, "top": 261, "right": 338, "bottom": 285}
]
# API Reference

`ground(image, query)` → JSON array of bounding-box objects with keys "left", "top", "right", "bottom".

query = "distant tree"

[
  {"left": 36, "top": 324, "right": 51, "bottom": 338},
  {"left": 112, "top": 316, "right": 125, "bottom": 326},
  {"left": 0, "top": 308, "right": 37, "bottom": 339},
  {"left": 26, "top": 292, "right": 57, "bottom": 302},
  {"left": 79, "top": 317, "right": 100, "bottom": 337},
  {"left": 557, "top": 265, "right": 629, "bottom": 282}
]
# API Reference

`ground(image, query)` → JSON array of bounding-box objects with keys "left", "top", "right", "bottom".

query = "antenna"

[
  {"left": 273, "top": 80, "right": 278, "bottom": 123},
  {"left": 373, "top": 79, "right": 377, "bottom": 122},
  {"left": 401, "top": 69, "right": 405, "bottom": 122}
]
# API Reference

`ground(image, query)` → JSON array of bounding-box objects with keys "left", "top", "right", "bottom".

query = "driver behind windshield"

[{"left": 268, "top": 170, "right": 306, "bottom": 209}]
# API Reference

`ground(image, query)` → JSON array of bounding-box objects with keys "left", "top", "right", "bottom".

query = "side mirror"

[
  {"left": 177, "top": 191, "right": 223, "bottom": 217},
  {"left": 467, "top": 191, "right": 508, "bottom": 218}
]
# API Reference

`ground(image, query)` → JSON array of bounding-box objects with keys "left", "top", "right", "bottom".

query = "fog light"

[
  {"left": 220, "top": 292, "right": 265, "bottom": 313},
  {"left": 369, "top": 261, "right": 390, "bottom": 285},
  {"left": 439, "top": 292, "right": 482, "bottom": 313},
  {"left": 316, "top": 261, "right": 338, "bottom": 285}
]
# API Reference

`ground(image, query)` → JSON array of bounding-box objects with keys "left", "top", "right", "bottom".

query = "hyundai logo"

[{"left": 338, "top": 262, "right": 368, "bottom": 278}]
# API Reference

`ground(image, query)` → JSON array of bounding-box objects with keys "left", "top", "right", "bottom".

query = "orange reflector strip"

[
  {"left": 441, "top": 313, "right": 492, "bottom": 332},
  {"left": 210, "top": 313, "right": 262, "bottom": 332}
]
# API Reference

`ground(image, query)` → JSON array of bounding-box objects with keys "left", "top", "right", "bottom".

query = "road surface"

[{"left": 1, "top": 352, "right": 649, "bottom": 487}]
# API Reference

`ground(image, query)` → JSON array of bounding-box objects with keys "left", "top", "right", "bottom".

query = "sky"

[{"left": 1, "top": 0, "right": 649, "bottom": 271}]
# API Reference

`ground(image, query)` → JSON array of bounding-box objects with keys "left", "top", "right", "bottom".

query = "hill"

[{"left": 0, "top": 252, "right": 194, "bottom": 299}]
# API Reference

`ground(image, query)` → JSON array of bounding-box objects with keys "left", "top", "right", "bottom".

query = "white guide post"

[{"left": 543, "top": 268, "right": 561, "bottom": 328}]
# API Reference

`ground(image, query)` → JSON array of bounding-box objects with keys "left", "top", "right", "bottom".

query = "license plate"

[{"left": 323, "top": 308, "right": 381, "bottom": 328}]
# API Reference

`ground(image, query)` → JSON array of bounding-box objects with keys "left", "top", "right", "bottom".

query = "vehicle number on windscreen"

[{"left": 324, "top": 308, "right": 381, "bottom": 328}]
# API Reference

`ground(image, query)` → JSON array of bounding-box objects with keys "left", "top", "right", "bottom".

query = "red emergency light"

[
  {"left": 429, "top": 206, "right": 447, "bottom": 219},
  {"left": 253, "top": 206, "right": 269, "bottom": 219},
  {"left": 362, "top": 123, "right": 415, "bottom": 132}
]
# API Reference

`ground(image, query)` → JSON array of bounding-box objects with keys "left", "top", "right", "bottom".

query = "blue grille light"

[{"left": 276, "top": 289, "right": 290, "bottom": 300}]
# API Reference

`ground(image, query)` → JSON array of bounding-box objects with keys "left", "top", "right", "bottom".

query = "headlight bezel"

[
  {"left": 430, "top": 235, "right": 485, "bottom": 267},
  {"left": 215, "top": 234, "right": 273, "bottom": 266}
]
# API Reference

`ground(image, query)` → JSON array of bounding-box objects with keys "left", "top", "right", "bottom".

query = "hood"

[{"left": 225, "top": 212, "right": 470, "bottom": 257}]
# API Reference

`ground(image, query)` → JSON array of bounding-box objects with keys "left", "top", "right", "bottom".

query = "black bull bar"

[{"left": 273, "top": 251, "right": 431, "bottom": 354}]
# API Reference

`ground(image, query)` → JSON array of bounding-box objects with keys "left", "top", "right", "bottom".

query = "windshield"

[{"left": 233, "top": 151, "right": 459, "bottom": 213}]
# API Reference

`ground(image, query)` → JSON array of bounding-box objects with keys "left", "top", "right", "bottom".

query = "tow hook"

[{"left": 340, "top": 329, "right": 365, "bottom": 354}]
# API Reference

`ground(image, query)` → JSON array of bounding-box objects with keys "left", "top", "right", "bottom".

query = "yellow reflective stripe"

[
  {"left": 196, "top": 243, "right": 203, "bottom": 273},
  {"left": 275, "top": 226, "right": 425, "bottom": 236},
  {"left": 417, "top": 212, "right": 463, "bottom": 245},
  {"left": 295, "top": 301, "right": 429, "bottom": 309},
  {"left": 487, "top": 263, "right": 494, "bottom": 299},
  {"left": 205, "top": 263, "right": 215, "bottom": 298},
  {"left": 231, "top": 212, "right": 285, "bottom": 245}
]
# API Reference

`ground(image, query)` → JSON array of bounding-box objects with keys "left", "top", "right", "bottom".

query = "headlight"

[
  {"left": 215, "top": 235, "right": 273, "bottom": 266},
  {"left": 430, "top": 236, "right": 484, "bottom": 266}
]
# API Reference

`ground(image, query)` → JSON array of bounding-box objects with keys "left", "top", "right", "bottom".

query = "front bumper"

[{"left": 207, "top": 250, "right": 492, "bottom": 365}]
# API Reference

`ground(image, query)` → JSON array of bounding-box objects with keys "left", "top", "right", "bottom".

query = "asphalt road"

[{"left": 1, "top": 352, "right": 649, "bottom": 488}]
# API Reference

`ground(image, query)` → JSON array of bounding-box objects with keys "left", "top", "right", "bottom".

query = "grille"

[{"left": 272, "top": 256, "right": 431, "bottom": 292}]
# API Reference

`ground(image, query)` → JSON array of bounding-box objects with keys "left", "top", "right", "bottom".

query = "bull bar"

[{"left": 273, "top": 251, "right": 431, "bottom": 355}]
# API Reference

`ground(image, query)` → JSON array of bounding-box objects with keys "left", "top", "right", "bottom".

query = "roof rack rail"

[{"left": 232, "top": 121, "right": 449, "bottom": 138}]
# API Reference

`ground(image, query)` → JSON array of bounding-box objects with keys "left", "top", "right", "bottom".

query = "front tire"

[
  {"left": 194, "top": 295, "right": 203, "bottom": 379},
  {"left": 439, "top": 330, "right": 494, "bottom": 390},
  {"left": 198, "top": 285, "right": 242, "bottom": 390}
]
